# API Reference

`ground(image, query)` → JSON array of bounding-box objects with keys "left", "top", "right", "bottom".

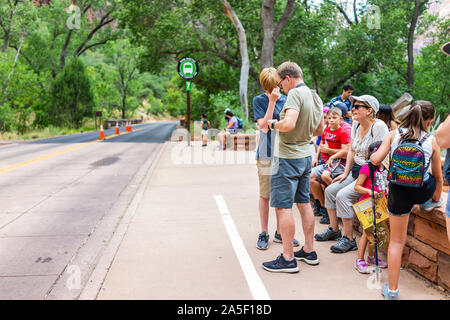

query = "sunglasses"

[{"left": 352, "top": 104, "right": 369, "bottom": 110}]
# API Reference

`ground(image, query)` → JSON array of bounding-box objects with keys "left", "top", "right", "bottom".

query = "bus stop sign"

[{"left": 177, "top": 57, "right": 198, "bottom": 80}]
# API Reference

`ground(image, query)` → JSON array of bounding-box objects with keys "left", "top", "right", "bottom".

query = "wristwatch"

[{"left": 271, "top": 121, "right": 276, "bottom": 130}]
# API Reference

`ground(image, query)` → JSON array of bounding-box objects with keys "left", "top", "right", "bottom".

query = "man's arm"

[
  {"left": 270, "top": 108, "right": 299, "bottom": 132},
  {"left": 435, "top": 114, "right": 450, "bottom": 148}
]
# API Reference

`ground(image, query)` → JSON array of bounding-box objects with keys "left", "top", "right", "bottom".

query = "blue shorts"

[
  {"left": 270, "top": 156, "right": 312, "bottom": 209},
  {"left": 446, "top": 190, "right": 450, "bottom": 218}
]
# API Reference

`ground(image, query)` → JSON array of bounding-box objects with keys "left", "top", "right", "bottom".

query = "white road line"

[{"left": 213, "top": 195, "right": 270, "bottom": 300}]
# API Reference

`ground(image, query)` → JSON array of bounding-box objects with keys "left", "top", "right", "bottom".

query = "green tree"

[{"left": 50, "top": 57, "right": 94, "bottom": 128}]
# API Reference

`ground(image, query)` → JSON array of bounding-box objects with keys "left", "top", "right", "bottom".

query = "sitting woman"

[{"left": 218, "top": 109, "right": 239, "bottom": 150}]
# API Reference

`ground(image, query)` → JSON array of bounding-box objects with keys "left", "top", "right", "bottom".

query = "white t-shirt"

[{"left": 351, "top": 119, "right": 389, "bottom": 166}]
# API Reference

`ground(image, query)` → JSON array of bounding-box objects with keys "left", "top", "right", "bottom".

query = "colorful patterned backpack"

[{"left": 388, "top": 129, "right": 430, "bottom": 188}]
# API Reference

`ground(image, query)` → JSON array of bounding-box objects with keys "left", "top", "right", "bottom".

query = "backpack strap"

[{"left": 418, "top": 133, "right": 430, "bottom": 146}]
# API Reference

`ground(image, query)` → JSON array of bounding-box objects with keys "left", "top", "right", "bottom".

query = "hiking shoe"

[
  {"left": 262, "top": 254, "right": 299, "bottom": 273},
  {"left": 421, "top": 198, "right": 444, "bottom": 212},
  {"left": 313, "top": 200, "right": 322, "bottom": 216},
  {"left": 355, "top": 259, "right": 370, "bottom": 274},
  {"left": 314, "top": 227, "right": 342, "bottom": 241},
  {"left": 256, "top": 232, "right": 269, "bottom": 250},
  {"left": 273, "top": 230, "right": 300, "bottom": 247},
  {"left": 319, "top": 208, "right": 329, "bottom": 224},
  {"left": 381, "top": 283, "right": 399, "bottom": 300},
  {"left": 294, "top": 246, "right": 319, "bottom": 265},
  {"left": 367, "top": 255, "right": 388, "bottom": 268},
  {"left": 330, "top": 236, "right": 358, "bottom": 253}
]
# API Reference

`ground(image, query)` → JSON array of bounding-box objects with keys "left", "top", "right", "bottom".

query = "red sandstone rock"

[
  {"left": 407, "top": 213, "right": 415, "bottom": 236},
  {"left": 402, "top": 246, "right": 410, "bottom": 268},
  {"left": 406, "top": 236, "right": 438, "bottom": 262},
  {"left": 438, "top": 252, "right": 450, "bottom": 291},
  {"left": 414, "top": 216, "right": 450, "bottom": 256},
  {"left": 412, "top": 205, "right": 447, "bottom": 228},
  {"left": 408, "top": 249, "right": 438, "bottom": 282}
]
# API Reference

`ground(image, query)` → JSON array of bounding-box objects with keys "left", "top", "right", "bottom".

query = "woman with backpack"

[{"left": 370, "top": 101, "right": 444, "bottom": 300}]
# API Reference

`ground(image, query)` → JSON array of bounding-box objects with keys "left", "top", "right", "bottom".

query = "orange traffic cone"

[
  {"left": 115, "top": 121, "right": 119, "bottom": 135},
  {"left": 129, "top": 120, "right": 133, "bottom": 132},
  {"left": 99, "top": 123, "right": 105, "bottom": 140},
  {"left": 125, "top": 120, "right": 129, "bottom": 132}
]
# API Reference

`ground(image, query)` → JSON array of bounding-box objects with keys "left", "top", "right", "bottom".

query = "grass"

[{"left": 0, "top": 125, "right": 97, "bottom": 141}]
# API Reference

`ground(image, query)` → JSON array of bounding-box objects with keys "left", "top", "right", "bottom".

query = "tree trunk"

[
  {"left": 223, "top": 0, "right": 249, "bottom": 120},
  {"left": 2, "top": 29, "right": 11, "bottom": 53},
  {"left": 1, "top": 31, "right": 26, "bottom": 105},
  {"left": 122, "top": 91, "right": 127, "bottom": 120},
  {"left": 407, "top": 0, "right": 427, "bottom": 90},
  {"left": 260, "top": 0, "right": 297, "bottom": 71},
  {"left": 61, "top": 30, "right": 74, "bottom": 72}
]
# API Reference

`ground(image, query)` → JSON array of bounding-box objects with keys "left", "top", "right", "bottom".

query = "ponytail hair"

[{"left": 399, "top": 100, "right": 435, "bottom": 141}]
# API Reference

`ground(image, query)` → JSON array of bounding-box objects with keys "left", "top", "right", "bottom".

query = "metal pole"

[
  {"left": 187, "top": 89, "right": 191, "bottom": 146},
  {"left": 369, "top": 161, "right": 381, "bottom": 282}
]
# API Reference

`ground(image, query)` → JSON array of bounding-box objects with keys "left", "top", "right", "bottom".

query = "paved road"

[{"left": 0, "top": 122, "right": 176, "bottom": 299}]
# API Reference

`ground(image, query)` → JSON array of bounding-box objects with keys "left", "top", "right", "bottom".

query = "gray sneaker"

[
  {"left": 314, "top": 227, "right": 342, "bottom": 241},
  {"left": 256, "top": 232, "right": 269, "bottom": 250},
  {"left": 330, "top": 236, "right": 358, "bottom": 253},
  {"left": 274, "top": 230, "right": 300, "bottom": 247}
]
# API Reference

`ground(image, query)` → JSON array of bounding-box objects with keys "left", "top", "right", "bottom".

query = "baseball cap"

[
  {"left": 224, "top": 108, "right": 231, "bottom": 113},
  {"left": 329, "top": 101, "right": 348, "bottom": 118},
  {"left": 349, "top": 95, "right": 379, "bottom": 114}
]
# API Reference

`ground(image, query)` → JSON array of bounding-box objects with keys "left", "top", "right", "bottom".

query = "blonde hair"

[
  {"left": 259, "top": 67, "right": 278, "bottom": 91},
  {"left": 277, "top": 61, "right": 303, "bottom": 80}
]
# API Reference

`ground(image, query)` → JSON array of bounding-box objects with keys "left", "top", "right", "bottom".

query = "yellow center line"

[{"left": 0, "top": 125, "right": 148, "bottom": 175}]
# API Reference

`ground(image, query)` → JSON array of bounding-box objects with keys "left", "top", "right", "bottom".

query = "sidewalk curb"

[{"left": 78, "top": 141, "right": 168, "bottom": 300}]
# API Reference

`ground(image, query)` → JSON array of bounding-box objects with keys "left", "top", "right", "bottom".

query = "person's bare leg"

[
  {"left": 327, "top": 208, "right": 339, "bottom": 231},
  {"left": 387, "top": 214, "right": 409, "bottom": 291},
  {"left": 342, "top": 217, "right": 354, "bottom": 239},
  {"left": 321, "top": 170, "right": 332, "bottom": 186},
  {"left": 357, "top": 233, "right": 368, "bottom": 260},
  {"left": 259, "top": 197, "right": 270, "bottom": 233},
  {"left": 310, "top": 175, "right": 325, "bottom": 206},
  {"left": 296, "top": 203, "right": 315, "bottom": 253},
  {"left": 276, "top": 208, "right": 295, "bottom": 261}
]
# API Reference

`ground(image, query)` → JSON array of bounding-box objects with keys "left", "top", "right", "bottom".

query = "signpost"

[
  {"left": 95, "top": 111, "right": 102, "bottom": 131},
  {"left": 177, "top": 58, "right": 198, "bottom": 146}
]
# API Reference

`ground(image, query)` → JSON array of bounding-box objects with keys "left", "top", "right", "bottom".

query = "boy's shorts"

[
  {"left": 256, "top": 159, "right": 272, "bottom": 199},
  {"left": 312, "top": 159, "right": 345, "bottom": 183}
]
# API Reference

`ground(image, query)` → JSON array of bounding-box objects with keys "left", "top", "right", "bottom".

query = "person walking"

[
  {"left": 370, "top": 101, "right": 443, "bottom": 300},
  {"left": 253, "top": 67, "right": 300, "bottom": 250},
  {"left": 314, "top": 95, "right": 389, "bottom": 254},
  {"left": 262, "top": 61, "right": 324, "bottom": 273},
  {"left": 201, "top": 113, "right": 210, "bottom": 147}
]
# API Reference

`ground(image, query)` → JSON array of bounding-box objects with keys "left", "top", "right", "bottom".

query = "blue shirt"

[
  {"left": 330, "top": 95, "right": 353, "bottom": 124},
  {"left": 253, "top": 93, "right": 286, "bottom": 160}
]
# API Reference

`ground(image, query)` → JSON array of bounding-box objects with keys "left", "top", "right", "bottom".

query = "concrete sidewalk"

[{"left": 81, "top": 141, "right": 448, "bottom": 300}]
